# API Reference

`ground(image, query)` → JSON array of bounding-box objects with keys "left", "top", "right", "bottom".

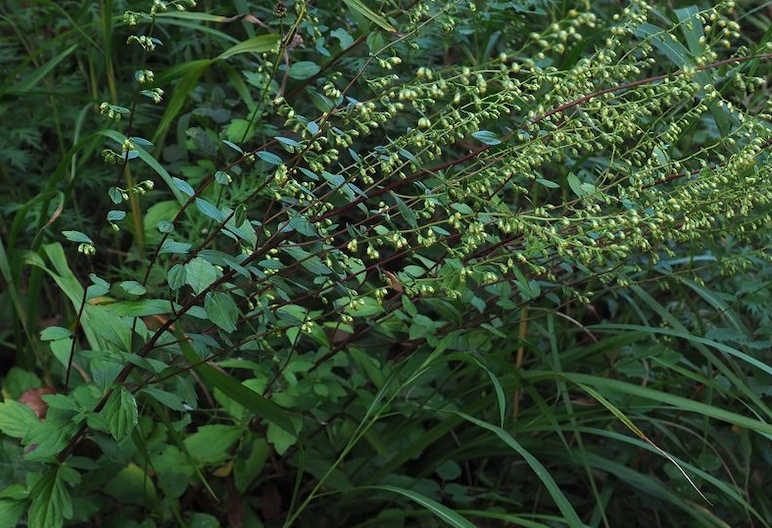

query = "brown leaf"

[
  {"left": 383, "top": 270, "right": 403, "bottom": 293},
  {"left": 19, "top": 387, "right": 57, "bottom": 419}
]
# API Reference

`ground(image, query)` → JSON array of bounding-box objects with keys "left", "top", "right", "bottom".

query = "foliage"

[{"left": 1, "top": 0, "right": 772, "bottom": 527}]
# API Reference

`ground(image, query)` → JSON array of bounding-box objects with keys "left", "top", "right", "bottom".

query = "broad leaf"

[{"left": 102, "top": 387, "right": 139, "bottom": 440}]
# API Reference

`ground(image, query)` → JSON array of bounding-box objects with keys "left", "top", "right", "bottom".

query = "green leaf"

[
  {"left": 450, "top": 203, "right": 473, "bottom": 215},
  {"left": 218, "top": 34, "right": 281, "bottom": 60},
  {"left": 153, "top": 60, "right": 211, "bottom": 146},
  {"left": 214, "top": 170, "right": 231, "bottom": 185},
  {"left": 195, "top": 198, "right": 225, "bottom": 222},
  {"left": 175, "top": 327, "right": 296, "bottom": 436},
  {"left": 141, "top": 388, "right": 185, "bottom": 412},
  {"left": 675, "top": 6, "right": 704, "bottom": 55},
  {"left": 282, "top": 246, "right": 332, "bottom": 275},
  {"left": 172, "top": 176, "right": 195, "bottom": 197},
  {"left": 451, "top": 412, "right": 584, "bottom": 528},
  {"left": 566, "top": 172, "right": 586, "bottom": 197},
  {"left": 204, "top": 292, "right": 238, "bottom": 333},
  {"left": 288, "top": 61, "right": 321, "bottom": 80},
  {"left": 331, "top": 27, "right": 355, "bottom": 48},
  {"left": 632, "top": 23, "right": 690, "bottom": 67},
  {"left": 128, "top": 136, "right": 152, "bottom": 147},
  {"left": 0, "top": 399, "right": 39, "bottom": 439},
  {"left": 276, "top": 304, "right": 308, "bottom": 326},
  {"left": 436, "top": 460, "right": 462, "bottom": 481},
  {"left": 366, "top": 485, "right": 476, "bottom": 528},
  {"left": 108, "top": 187, "right": 124, "bottom": 204},
  {"left": 28, "top": 468, "right": 73, "bottom": 528},
  {"left": 103, "top": 463, "right": 157, "bottom": 506},
  {"left": 119, "top": 280, "right": 147, "bottom": 296},
  {"left": 184, "top": 424, "right": 242, "bottom": 464},
  {"left": 100, "top": 130, "right": 188, "bottom": 205},
  {"left": 61, "top": 230, "right": 92, "bottom": 244},
  {"left": 184, "top": 257, "right": 220, "bottom": 295},
  {"left": 157, "top": 220, "right": 174, "bottom": 233},
  {"left": 471, "top": 130, "right": 502, "bottom": 145},
  {"left": 167, "top": 264, "right": 186, "bottom": 290},
  {"left": 234, "top": 438, "right": 269, "bottom": 492},
  {"left": 342, "top": 0, "right": 396, "bottom": 32},
  {"left": 102, "top": 387, "right": 139, "bottom": 441},
  {"left": 0, "top": 499, "right": 26, "bottom": 528},
  {"left": 267, "top": 420, "right": 297, "bottom": 455},
  {"left": 275, "top": 136, "right": 300, "bottom": 148},
  {"left": 394, "top": 195, "right": 417, "bottom": 227},
  {"left": 40, "top": 326, "right": 71, "bottom": 341},
  {"left": 106, "top": 210, "right": 126, "bottom": 222},
  {"left": 160, "top": 239, "right": 192, "bottom": 255},
  {"left": 536, "top": 177, "right": 559, "bottom": 189},
  {"left": 257, "top": 151, "right": 283, "bottom": 165},
  {"left": 87, "top": 274, "right": 110, "bottom": 299}
]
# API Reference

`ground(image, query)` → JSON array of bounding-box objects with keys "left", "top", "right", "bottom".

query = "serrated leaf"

[
  {"left": 102, "top": 387, "right": 138, "bottom": 440},
  {"left": 204, "top": 292, "right": 238, "bottom": 333},
  {"left": 28, "top": 467, "right": 73, "bottom": 528},
  {"left": 0, "top": 399, "right": 39, "bottom": 439},
  {"left": 0, "top": 499, "right": 26, "bottom": 528},
  {"left": 394, "top": 195, "right": 417, "bottom": 227}
]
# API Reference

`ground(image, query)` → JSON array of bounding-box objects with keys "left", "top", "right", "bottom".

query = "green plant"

[{"left": 1, "top": 0, "right": 772, "bottom": 527}]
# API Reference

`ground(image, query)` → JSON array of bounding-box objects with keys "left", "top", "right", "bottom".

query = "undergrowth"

[{"left": 1, "top": 0, "right": 772, "bottom": 527}]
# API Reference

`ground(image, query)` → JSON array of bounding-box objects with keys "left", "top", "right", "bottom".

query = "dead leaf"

[{"left": 19, "top": 387, "right": 57, "bottom": 419}]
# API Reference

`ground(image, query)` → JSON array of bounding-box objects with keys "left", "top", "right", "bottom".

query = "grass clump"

[{"left": 1, "top": 0, "right": 772, "bottom": 527}]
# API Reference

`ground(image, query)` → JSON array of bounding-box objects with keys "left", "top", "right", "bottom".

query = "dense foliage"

[{"left": 2, "top": 0, "right": 772, "bottom": 527}]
